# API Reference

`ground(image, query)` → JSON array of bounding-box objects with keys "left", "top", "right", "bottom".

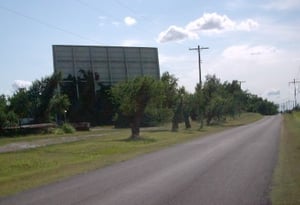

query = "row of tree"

[
  {"left": 0, "top": 73, "right": 70, "bottom": 129},
  {"left": 111, "top": 72, "right": 278, "bottom": 138},
  {"left": 0, "top": 71, "right": 278, "bottom": 138}
]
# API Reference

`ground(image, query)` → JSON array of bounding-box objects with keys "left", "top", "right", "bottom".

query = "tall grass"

[{"left": 272, "top": 112, "right": 300, "bottom": 204}]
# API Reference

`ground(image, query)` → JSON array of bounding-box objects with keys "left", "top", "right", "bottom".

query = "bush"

[
  {"left": 61, "top": 123, "right": 75, "bottom": 133},
  {"left": 51, "top": 123, "right": 75, "bottom": 134},
  {"left": 52, "top": 128, "right": 65, "bottom": 135}
]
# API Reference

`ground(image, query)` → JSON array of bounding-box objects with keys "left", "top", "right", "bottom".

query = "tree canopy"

[
  {"left": 0, "top": 71, "right": 279, "bottom": 136},
  {"left": 111, "top": 76, "right": 163, "bottom": 139}
]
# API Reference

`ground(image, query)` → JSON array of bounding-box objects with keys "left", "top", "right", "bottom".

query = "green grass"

[
  {"left": 271, "top": 112, "right": 300, "bottom": 204},
  {"left": 0, "top": 126, "right": 118, "bottom": 146},
  {"left": 0, "top": 113, "right": 262, "bottom": 197}
]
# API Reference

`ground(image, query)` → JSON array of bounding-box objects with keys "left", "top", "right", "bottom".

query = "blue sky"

[{"left": 1, "top": 0, "right": 300, "bottom": 107}]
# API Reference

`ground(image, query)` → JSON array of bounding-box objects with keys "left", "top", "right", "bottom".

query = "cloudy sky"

[{"left": 1, "top": 0, "right": 300, "bottom": 106}]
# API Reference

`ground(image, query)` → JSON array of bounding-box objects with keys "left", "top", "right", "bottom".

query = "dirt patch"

[{"left": 0, "top": 134, "right": 104, "bottom": 153}]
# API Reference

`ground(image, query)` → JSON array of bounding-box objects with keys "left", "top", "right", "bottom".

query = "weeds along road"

[{"left": 0, "top": 115, "right": 281, "bottom": 205}]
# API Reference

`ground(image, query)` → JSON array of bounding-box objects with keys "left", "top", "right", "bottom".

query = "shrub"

[{"left": 61, "top": 123, "right": 75, "bottom": 133}]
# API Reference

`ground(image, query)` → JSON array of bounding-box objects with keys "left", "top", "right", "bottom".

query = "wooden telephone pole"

[
  {"left": 289, "top": 78, "right": 300, "bottom": 108},
  {"left": 237, "top": 81, "right": 246, "bottom": 88},
  {"left": 189, "top": 45, "right": 209, "bottom": 88}
]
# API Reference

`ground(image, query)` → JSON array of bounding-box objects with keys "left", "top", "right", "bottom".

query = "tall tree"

[
  {"left": 223, "top": 80, "right": 244, "bottom": 118},
  {"left": 111, "top": 76, "right": 163, "bottom": 139},
  {"left": 49, "top": 93, "right": 71, "bottom": 124},
  {"left": 0, "top": 95, "right": 8, "bottom": 129},
  {"left": 0, "top": 95, "right": 18, "bottom": 129},
  {"left": 202, "top": 75, "right": 224, "bottom": 125},
  {"left": 161, "top": 72, "right": 182, "bottom": 131},
  {"left": 96, "top": 83, "right": 114, "bottom": 125},
  {"left": 192, "top": 83, "right": 205, "bottom": 129},
  {"left": 245, "top": 94, "right": 278, "bottom": 115},
  {"left": 181, "top": 88, "right": 192, "bottom": 129},
  {"left": 27, "top": 73, "right": 62, "bottom": 123},
  {"left": 9, "top": 88, "right": 31, "bottom": 119}
]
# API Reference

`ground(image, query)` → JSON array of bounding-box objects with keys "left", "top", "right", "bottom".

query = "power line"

[
  {"left": 0, "top": 4, "right": 101, "bottom": 44},
  {"left": 75, "top": 0, "right": 113, "bottom": 19},
  {"left": 114, "top": 0, "right": 139, "bottom": 17},
  {"left": 297, "top": 66, "right": 300, "bottom": 79},
  {"left": 113, "top": 0, "right": 157, "bottom": 26},
  {"left": 289, "top": 78, "right": 300, "bottom": 108},
  {"left": 76, "top": 0, "right": 155, "bottom": 38}
]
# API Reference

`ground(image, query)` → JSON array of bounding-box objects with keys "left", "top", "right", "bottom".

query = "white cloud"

[
  {"left": 186, "top": 13, "right": 236, "bottom": 33},
  {"left": 158, "top": 12, "right": 259, "bottom": 43},
  {"left": 98, "top": 16, "right": 122, "bottom": 27},
  {"left": 265, "top": 89, "right": 280, "bottom": 96},
  {"left": 12, "top": 80, "right": 32, "bottom": 91},
  {"left": 157, "top": 25, "right": 197, "bottom": 43},
  {"left": 124, "top": 16, "right": 137, "bottom": 26},
  {"left": 264, "top": 0, "right": 300, "bottom": 10},
  {"left": 237, "top": 19, "right": 259, "bottom": 31}
]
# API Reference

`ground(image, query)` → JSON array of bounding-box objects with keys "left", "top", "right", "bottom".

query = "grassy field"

[
  {"left": 0, "top": 127, "right": 119, "bottom": 147},
  {"left": 271, "top": 111, "right": 300, "bottom": 204},
  {"left": 0, "top": 113, "right": 262, "bottom": 197}
]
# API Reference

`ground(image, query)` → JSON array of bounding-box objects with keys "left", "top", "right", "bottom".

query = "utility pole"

[
  {"left": 189, "top": 45, "right": 209, "bottom": 88},
  {"left": 237, "top": 81, "right": 246, "bottom": 88},
  {"left": 289, "top": 79, "right": 300, "bottom": 108}
]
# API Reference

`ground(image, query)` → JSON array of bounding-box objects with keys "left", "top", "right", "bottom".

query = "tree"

[
  {"left": 5, "top": 111, "right": 18, "bottom": 127},
  {"left": 96, "top": 83, "right": 114, "bottom": 125},
  {"left": 243, "top": 93, "right": 278, "bottom": 115},
  {"left": 27, "top": 73, "right": 62, "bottom": 123},
  {"left": 9, "top": 88, "right": 31, "bottom": 119},
  {"left": 49, "top": 93, "right": 71, "bottom": 124},
  {"left": 223, "top": 80, "right": 245, "bottom": 118},
  {"left": 0, "top": 95, "right": 18, "bottom": 129},
  {"left": 161, "top": 72, "right": 182, "bottom": 131},
  {"left": 59, "top": 70, "right": 115, "bottom": 125},
  {"left": 202, "top": 75, "right": 224, "bottom": 125},
  {"left": 0, "top": 95, "right": 8, "bottom": 129},
  {"left": 111, "top": 76, "right": 163, "bottom": 139},
  {"left": 192, "top": 83, "right": 205, "bottom": 129},
  {"left": 77, "top": 70, "right": 97, "bottom": 122},
  {"left": 180, "top": 87, "right": 192, "bottom": 129}
]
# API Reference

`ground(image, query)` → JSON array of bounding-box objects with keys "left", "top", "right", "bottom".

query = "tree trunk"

[
  {"left": 130, "top": 123, "right": 140, "bottom": 139},
  {"left": 184, "top": 112, "right": 191, "bottom": 129},
  {"left": 172, "top": 109, "right": 181, "bottom": 132},
  {"left": 130, "top": 113, "right": 142, "bottom": 139},
  {"left": 172, "top": 118, "right": 179, "bottom": 132},
  {"left": 206, "top": 115, "right": 212, "bottom": 126},
  {"left": 172, "top": 101, "right": 182, "bottom": 132},
  {"left": 199, "top": 113, "right": 204, "bottom": 129}
]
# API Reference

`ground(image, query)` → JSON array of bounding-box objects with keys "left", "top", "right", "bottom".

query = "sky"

[{"left": 1, "top": 0, "right": 300, "bottom": 108}]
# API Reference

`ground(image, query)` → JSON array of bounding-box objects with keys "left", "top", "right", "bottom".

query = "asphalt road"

[{"left": 0, "top": 115, "right": 281, "bottom": 205}]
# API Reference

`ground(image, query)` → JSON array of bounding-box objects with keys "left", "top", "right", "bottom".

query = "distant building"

[{"left": 53, "top": 45, "right": 160, "bottom": 98}]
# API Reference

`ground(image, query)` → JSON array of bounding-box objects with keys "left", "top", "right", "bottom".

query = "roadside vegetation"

[
  {"left": 0, "top": 71, "right": 277, "bottom": 197},
  {"left": 1, "top": 71, "right": 277, "bottom": 138},
  {"left": 272, "top": 111, "right": 300, "bottom": 204},
  {"left": 0, "top": 112, "right": 262, "bottom": 197}
]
